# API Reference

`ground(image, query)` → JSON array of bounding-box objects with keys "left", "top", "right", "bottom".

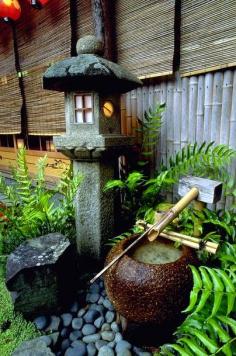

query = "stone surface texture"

[{"left": 6, "top": 233, "right": 77, "bottom": 317}]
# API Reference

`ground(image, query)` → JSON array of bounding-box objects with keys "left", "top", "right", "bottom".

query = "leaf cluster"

[{"left": 0, "top": 148, "right": 82, "bottom": 255}]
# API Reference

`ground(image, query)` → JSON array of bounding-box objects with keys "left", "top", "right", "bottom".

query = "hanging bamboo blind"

[
  {"left": 0, "top": 23, "right": 22, "bottom": 134},
  {"left": 76, "top": 0, "right": 93, "bottom": 38},
  {"left": 180, "top": 0, "right": 236, "bottom": 76},
  {"left": 16, "top": 0, "right": 71, "bottom": 70},
  {"left": 23, "top": 65, "right": 65, "bottom": 135},
  {"left": 115, "top": 0, "right": 175, "bottom": 78}
]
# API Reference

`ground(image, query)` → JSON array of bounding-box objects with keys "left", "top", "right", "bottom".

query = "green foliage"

[
  {"left": 137, "top": 103, "right": 165, "bottom": 162},
  {"left": 105, "top": 142, "right": 236, "bottom": 226},
  {"left": 0, "top": 147, "right": 82, "bottom": 255},
  {"left": 0, "top": 275, "right": 39, "bottom": 356}
]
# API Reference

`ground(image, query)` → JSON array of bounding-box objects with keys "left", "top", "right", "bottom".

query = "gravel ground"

[{"left": 32, "top": 278, "right": 153, "bottom": 356}]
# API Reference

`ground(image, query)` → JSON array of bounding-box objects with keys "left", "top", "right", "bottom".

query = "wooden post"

[{"left": 91, "top": 0, "right": 115, "bottom": 61}]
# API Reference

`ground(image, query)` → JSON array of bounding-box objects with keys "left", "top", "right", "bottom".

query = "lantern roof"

[{"left": 43, "top": 35, "right": 143, "bottom": 94}]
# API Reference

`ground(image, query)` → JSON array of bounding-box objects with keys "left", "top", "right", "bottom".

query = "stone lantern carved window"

[{"left": 74, "top": 94, "right": 93, "bottom": 124}]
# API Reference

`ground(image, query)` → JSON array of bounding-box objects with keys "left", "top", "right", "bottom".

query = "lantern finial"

[{"left": 76, "top": 35, "right": 104, "bottom": 56}]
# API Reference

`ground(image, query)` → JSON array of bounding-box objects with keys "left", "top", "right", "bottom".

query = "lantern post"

[{"left": 43, "top": 36, "right": 142, "bottom": 266}]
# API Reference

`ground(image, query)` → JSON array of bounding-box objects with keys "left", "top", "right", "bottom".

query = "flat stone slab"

[{"left": 12, "top": 338, "right": 55, "bottom": 356}]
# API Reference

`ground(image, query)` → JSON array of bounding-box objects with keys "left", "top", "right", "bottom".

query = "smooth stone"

[
  {"left": 82, "top": 324, "right": 96, "bottom": 336},
  {"left": 61, "top": 313, "right": 73, "bottom": 327},
  {"left": 84, "top": 310, "right": 100, "bottom": 323},
  {"left": 107, "top": 341, "right": 115, "bottom": 348},
  {"left": 33, "top": 316, "right": 48, "bottom": 330},
  {"left": 12, "top": 339, "right": 54, "bottom": 356},
  {"left": 88, "top": 293, "right": 100, "bottom": 303},
  {"left": 101, "top": 290, "right": 106, "bottom": 297},
  {"left": 98, "top": 296, "right": 104, "bottom": 305},
  {"left": 115, "top": 340, "right": 132, "bottom": 353},
  {"left": 82, "top": 333, "right": 101, "bottom": 343},
  {"left": 99, "top": 281, "right": 104, "bottom": 289},
  {"left": 94, "top": 316, "right": 104, "bottom": 328},
  {"left": 72, "top": 317, "right": 83, "bottom": 330},
  {"left": 61, "top": 327, "right": 70, "bottom": 338},
  {"left": 105, "top": 311, "right": 115, "bottom": 323},
  {"left": 87, "top": 342, "right": 97, "bottom": 356},
  {"left": 71, "top": 339, "right": 86, "bottom": 347},
  {"left": 70, "top": 301, "right": 79, "bottom": 313},
  {"left": 49, "top": 332, "right": 59, "bottom": 346},
  {"left": 117, "top": 351, "right": 132, "bottom": 356},
  {"left": 111, "top": 322, "right": 119, "bottom": 332},
  {"left": 37, "top": 335, "right": 52, "bottom": 347},
  {"left": 45, "top": 316, "right": 61, "bottom": 332},
  {"left": 101, "top": 323, "right": 111, "bottom": 331},
  {"left": 114, "top": 332, "right": 123, "bottom": 343},
  {"left": 61, "top": 338, "right": 71, "bottom": 351},
  {"left": 77, "top": 308, "right": 86, "bottom": 317},
  {"left": 65, "top": 345, "right": 86, "bottom": 356},
  {"left": 98, "top": 345, "right": 115, "bottom": 356},
  {"left": 69, "top": 330, "right": 82, "bottom": 341},
  {"left": 133, "top": 349, "right": 152, "bottom": 356},
  {"left": 89, "top": 283, "right": 100, "bottom": 293},
  {"left": 95, "top": 340, "right": 108, "bottom": 350},
  {"left": 90, "top": 304, "right": 105, "bottom": 315},
  {"left": 101, "top": 331, "right": 115, "bottom": 342},
  {"left": 103, "top": 298, "right": 114, "bottom": 311}
]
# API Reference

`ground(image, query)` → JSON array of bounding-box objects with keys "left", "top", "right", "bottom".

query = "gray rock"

[
  {"left": 101, "top": 323, "right": 111, "bottom": 331},
  {"left": 115, "top": 340, "right": 132, "bottom": 353},
  {"left": 95, "top": 340, "right": 108, "bottom": 350},
  {"left": 94, "top": 316, "right": 104, "bottom": 328},
  {"left": 72, "top": 317, "right": 83, "bottom": 330},
  {"left": 37, "top": 335, "right": 52, "bottom": 347},
  {"left": 77, "top": 308, "right": 86, "bottom": 317},
  {"left": 61, "top": 338, "right": 71, "bottom": 351},
  {"left": 33, "top": 316, "right": 48, "bottom": 330},
  {"left": 111, "top": 321, "right": 119, "bottom": 332},
  {"left": 82, "top": 333, "right": 101, "bottom": 343},
  {"left": 103, "top": 298, "right": 114, "bottom": 311},
  {"left": 101, "top": 290, "right": 106, "bottom": 297},
  {"left": 114, "top": 332, "right": 123, "bottom": 343},
  {"left": 98, "top": 345, "right": 115, "bottom": 356},
  {"left": 107, "top": 341, "right": 115, "bottom": 348},
  {"left": 89, "top": 283, "right": 100, "bottom": 294},
  {"left": 61, "top": 313, "right": 72, "bottom": 327},
  {"left": 90, "top": 304, "right": 105, "bottom": 315},
  {"left": 105, "top": 311, "right": 115, "bottom": 323},
  {"left": 65, "top": 344, "right": 86, "bottom": 356},
  {"left": 101, "top": 331, "right": 115, "bottom": 342},
  {"left": 117, "top": 351, "right": 132, "bottom": 356},
  {"left": 12, "top": 339, "right": 54, "bottom": 356},
  {"left": 49, "top": 332, "right": 59, "bottom": 346},
  {"left": 69, "top": 330, "right": 82, "bottom": 341},
  {"left": 82, "top": 324, "right": 96, "bottom": 336},
  {"left": 98, "top": 296, "right": 104, "bottom": 305},
  {"left": 88, "top": 292, "right": 100, "bottom": 303},
  {"left": 87, "top": 342, "right": 97, "bottom": 356},
  {"left": 84, "top": 309, "right": 100, "bottom": 323},
  {"left": 70, "top": 301, "right": 79, "bottom": 313},
  {"left": 45, "top": 316, "right": 61, "bottom": 332},
  {"left": 61, "top": 327, "right": 70, "bottom": 338},
  {"left": 134, "top": 352, "right": 152, "bottom": 356}
]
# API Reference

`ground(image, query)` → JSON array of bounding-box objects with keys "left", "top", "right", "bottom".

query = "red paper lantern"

[
  {"left": 27, "top": 0, "right": 50, "bottom": 9},
  {"left": 0, "top": 0, "right": 21, "bottom": 21}
]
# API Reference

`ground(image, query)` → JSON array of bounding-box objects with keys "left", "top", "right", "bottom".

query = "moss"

[{"left": 0, "top": 273, "right": 39, "bottom": 356}]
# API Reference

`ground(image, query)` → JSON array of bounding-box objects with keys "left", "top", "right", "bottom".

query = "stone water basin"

[{"left": 104, "top": 234, "right": 198, "bottom": 327}]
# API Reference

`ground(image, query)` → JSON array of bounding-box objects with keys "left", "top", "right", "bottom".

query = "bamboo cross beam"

[{"left": 136, "top": 220, "right": 219, "bottom": 254}]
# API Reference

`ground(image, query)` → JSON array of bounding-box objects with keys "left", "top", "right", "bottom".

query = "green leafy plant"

[{"left": 0, "top": 147, "right": 82, "bottom": 255}]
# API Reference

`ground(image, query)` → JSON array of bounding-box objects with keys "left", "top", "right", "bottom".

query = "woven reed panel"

[
  {"left": 23, "top": 66, "right": 65, "bottom": 135},
  {"left": 16, "top": 0, "right": 71, "bottom": 70},
  {"left": 115, "top": 0, "right": 175, "bottom": 78},
  {"left": 180, "top": 0, "right": 236, "bottom": 76},
  {"left": 76, "top": 0, "right": 93, "bottom": 38},
  {"left": 0, "top": 73, "right": 22, "bottom": 134},
  {"left": 0, "top": 22, "right": 15, "bottom": 75}
]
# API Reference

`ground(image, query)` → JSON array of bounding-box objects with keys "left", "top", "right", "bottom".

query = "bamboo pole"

[
  {"left": 196, "top": 75, "right": 205, "bottom": 143},
  {"left": 181, "top": 77, "right": 189, "bottom": 147},
  {"left": 203, "top": 73, "right": 213, "bottom": 142}
]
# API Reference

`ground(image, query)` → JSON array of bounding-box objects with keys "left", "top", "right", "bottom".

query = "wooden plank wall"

[{"left": 122, "top": 69, "right": 236, "bottom": 208}]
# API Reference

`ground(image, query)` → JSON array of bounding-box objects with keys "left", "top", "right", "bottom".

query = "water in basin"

[{"left": 131, "top": 240, "right": 181, "bottom": 264}]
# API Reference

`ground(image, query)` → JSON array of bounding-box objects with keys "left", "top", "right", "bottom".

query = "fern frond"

[
  {"left": 184, "top": 266, "right": 236, "bottom": 317},
  {"left": 14, "top": 148, "right": 32, "bottom": 204}
]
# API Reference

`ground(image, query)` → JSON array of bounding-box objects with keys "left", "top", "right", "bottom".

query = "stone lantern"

[{"left": 43, "top": 35, "right": 142, "bottom": 264}]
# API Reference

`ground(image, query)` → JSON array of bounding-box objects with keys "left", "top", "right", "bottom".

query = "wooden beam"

[{"left": 91, "top": 0, "right": 115, "bottom": 61}]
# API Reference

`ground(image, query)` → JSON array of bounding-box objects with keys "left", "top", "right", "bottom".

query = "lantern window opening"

[{"left": 74, "top": 93, "right": 93, "bottom": 124}]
